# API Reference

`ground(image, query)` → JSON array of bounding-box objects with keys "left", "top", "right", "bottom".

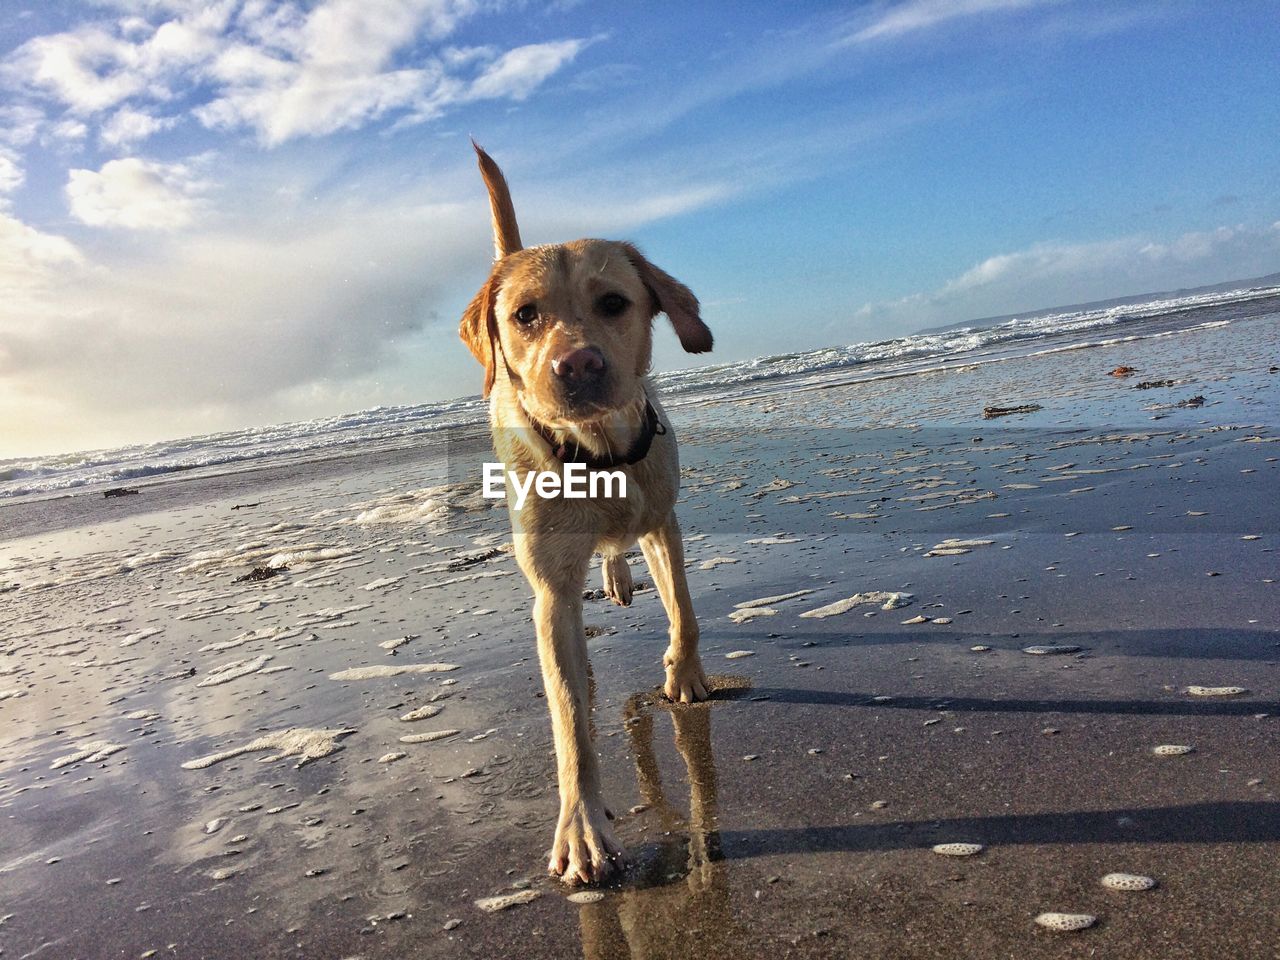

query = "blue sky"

[{"left": 1, "top": 0, "right": 1278, "bottom": 458}]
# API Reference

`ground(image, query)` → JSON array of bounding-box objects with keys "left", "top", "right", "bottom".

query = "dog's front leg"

[
  {"left": 520, "top": 540, "right": 623, "bottom": 884},
  {"left": 640, "top": 511, "right": 709, "bottom": 703}
]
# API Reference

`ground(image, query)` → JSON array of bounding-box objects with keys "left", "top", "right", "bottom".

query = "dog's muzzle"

[{"left": 552, "top": 347, "right": 610, "bottom": 407}]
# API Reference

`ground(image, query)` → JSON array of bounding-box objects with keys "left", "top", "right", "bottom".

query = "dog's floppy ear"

[
  {"left": 621, "top": 242, "right": 713, "bottom": 354},
  {"left": 460, "top": 271, "right": 501, "bottom": 397}
]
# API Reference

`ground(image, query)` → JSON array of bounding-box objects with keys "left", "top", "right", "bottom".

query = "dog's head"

[{"left": 460, "top": 145, "right": 712, "bottom": 426}]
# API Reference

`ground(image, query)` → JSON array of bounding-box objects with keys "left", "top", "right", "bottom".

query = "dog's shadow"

[{"left": 574, "top": 679, "right": 1280, "bottom": 957}]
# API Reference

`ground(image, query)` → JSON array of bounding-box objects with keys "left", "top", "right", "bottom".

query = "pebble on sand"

[
  {"left": 1034, "top": 912, "right": 1097, "bottom": 932},
  {"left": 1185, "top": 685, "right": 1247, "bottom": 697},
  {"left": 399, "top": 704, "right": 444, "bottom": 721},
  {"left": 399, "top": 729, "right": 461, "bottom": 744},
  {"left": 378, "top": 752, "right": 407, "bottom": 763},
  {"left": 567, "top": 891, "right": 605, "bottom": 905},
  {"left": 1152, "top": 744, "right": 1194, "bottom": 756},
  {"left": 724, "top": 650, "right": 756, "bottom": 659},
  {"left": 931, "top": 842, "right": 983, "bottom": 857},
  {"left": 1100, "top": 873, "right": 1157, "bottom": 891},
  {"left": 475, "top": 889, "right": 540, "bottom": 912}
]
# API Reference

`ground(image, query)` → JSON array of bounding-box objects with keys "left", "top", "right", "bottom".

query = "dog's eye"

[
  {"left": 514, "top": 304, "right": 538, "bottom": 324},
  {"left": 597, "top": 293, "right": 629, "bottom": 317}
]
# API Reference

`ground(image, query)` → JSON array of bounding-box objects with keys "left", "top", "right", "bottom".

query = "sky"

[{"left": 0, "top": 0, "right": 1278, "bottom": 459}]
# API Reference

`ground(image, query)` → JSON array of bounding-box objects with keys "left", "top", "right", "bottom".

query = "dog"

[{"left": 459, "top": 143, "right": 713, "bottom": 884}]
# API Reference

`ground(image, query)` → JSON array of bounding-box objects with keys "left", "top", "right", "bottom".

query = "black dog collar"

[{"left": 524, "top": 399, "right": 666, "bottom": 470}]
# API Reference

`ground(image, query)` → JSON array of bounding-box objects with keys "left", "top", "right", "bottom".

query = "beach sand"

[{"left": 1, "top": 315, "right": 1278, "bottom": 958}]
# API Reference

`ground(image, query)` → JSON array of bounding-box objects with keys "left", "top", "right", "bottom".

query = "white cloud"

[
  {"left": 196, "top": 50, "right": 446, "bottom": 145},
  {"left": 0, "top": 214, "right": 71, "bottom": 395},
  {"left": 0, "top": 148, "right": 736, "bottom": 457},
  {"left": 469, "top": 39, "right": 589, "bottom": 101},
  {"left": 0, "top": 149, "right": 23, "bottom": 197},
  {"left": 0, "top": 104, "right": 45, "bottom": 147},
  {"left": 194, "top": 3, "right": 586, "bottom": 145},
  {"left": 0, "top": 211, "right": 84, "bottom": 283},
  {"left": 843, "top": 0, "right": 1061, "bottom": 45},
  {"left": 0, "top": 193, "right": 480, "bottom": 455},
  {"left": 301, "top": 0, "right": 475, "bottom": 61},
  {"left": 940, "top": 236, "right": 1137, "bottom": 292},
  {"left": 3, "top": 7, "right": 230, "bottom": 115},
  {"left": 66, "top": 157, "right": 209, "bottom": 229},
  {"left": 550, "top": 182, "right": 733, "bottom": 234},
  {"left": 100, "top": 106, "right": 178, "bottom": 147},
  {"left": 3, "top": 0, "right": 587, "bottom": 148},
  {"left": 48, "top": 118, "right": 90, "bottom": 143},
  {"left": 0, "top": 212, "right": 89, "bottom": 386},
  {"left": 6, "top": 25, "right": 152, "bottom": 113},
  {"left": 851, "top": 222, "right": 1280, "bottom": 334}
]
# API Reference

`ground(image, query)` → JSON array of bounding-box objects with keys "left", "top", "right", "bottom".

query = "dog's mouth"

[
  {"left": 544, "top": 376, "right": 618, "bottom": 422},
  {"left": 523, "top": 380, "right": 641, "bottom": 429}
]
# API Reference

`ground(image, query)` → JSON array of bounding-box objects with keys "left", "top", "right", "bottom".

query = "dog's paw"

[
  {"left": 601, "top": 554, "right": 633, "bottom": 607},
  {"left": 549, "top": 801, "right": 625, "bottom": 885},
  {"left": 663, "top": 650, "right": 709, "bottom": 703}
]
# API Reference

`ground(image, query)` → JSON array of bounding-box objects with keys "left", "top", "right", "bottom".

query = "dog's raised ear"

[
  {"left": 460, "top": 271, "right": 501, "bottom": 397},
  {"left": 621, "top": 242, "right": 713, "bottom": 354},
  {"left": 472, "top": 140, "right": 522, "bottom": 260}
]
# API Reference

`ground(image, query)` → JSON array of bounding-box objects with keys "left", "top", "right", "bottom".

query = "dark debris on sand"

[
  {"left": 982, "top": 403, "right": 1043, "bottom": 418},
  {"left": 447, "top": 547, "right": 504, "bottom": 571},
  {"left": 234, "top": 564, "right": 289, "bottom": 583}
]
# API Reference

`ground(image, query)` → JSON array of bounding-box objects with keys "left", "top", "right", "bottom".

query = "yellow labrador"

[{"left": 459, "top": 144, "right": 712, "bottom": 884}]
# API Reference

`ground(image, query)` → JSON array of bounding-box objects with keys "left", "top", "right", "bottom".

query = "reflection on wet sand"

[{"left": 578, "top": 681, "right": 744, "bottom": 960}]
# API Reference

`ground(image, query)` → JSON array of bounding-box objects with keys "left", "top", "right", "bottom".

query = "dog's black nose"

[{"left": 551, "top": 347, "right": 606, "bottom": 383}]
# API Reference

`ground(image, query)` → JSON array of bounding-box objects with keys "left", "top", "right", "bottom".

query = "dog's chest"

[{"left": 492, "top": 433, "right": 677, "bottom": 545}]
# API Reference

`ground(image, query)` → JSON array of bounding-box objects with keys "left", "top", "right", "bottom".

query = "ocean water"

[{"left": 3, "top": 282, "right": 1278, "bottom": 502}]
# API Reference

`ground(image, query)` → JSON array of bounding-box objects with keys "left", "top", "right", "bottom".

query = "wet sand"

[{"left": 1, "top": 314, "right": 1278, "bottom": 959}]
